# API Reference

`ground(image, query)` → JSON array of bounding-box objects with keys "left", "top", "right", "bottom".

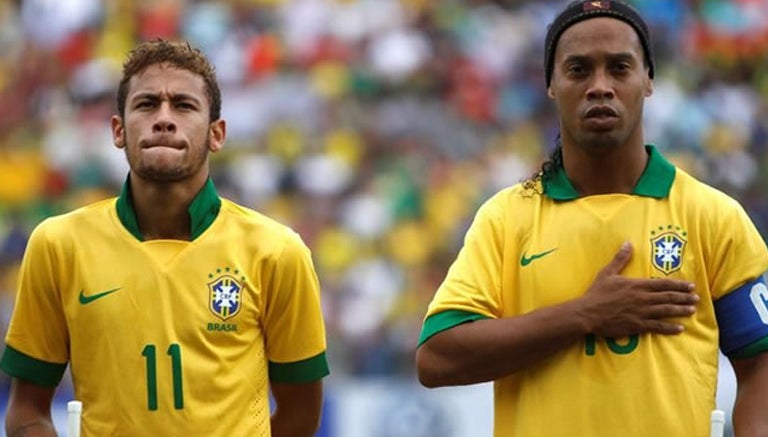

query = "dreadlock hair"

[{"left": 522, "top": 135, "right": 563, "bottom": 193}]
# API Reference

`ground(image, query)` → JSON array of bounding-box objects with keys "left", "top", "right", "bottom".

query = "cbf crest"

[
  {"left": 650, "top": 226, "right": 687, "bottom": 275},
  {"left": 208, "top": 267, "right": 246, "bottom": 321}
]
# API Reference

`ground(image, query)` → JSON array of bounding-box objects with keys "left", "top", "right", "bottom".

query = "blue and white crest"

[
  {"left": 208, "top": 274, "right": 243, "bottom": 320},
  {"left": 651, "top": 231, "right": 686, "bottom": 275}
]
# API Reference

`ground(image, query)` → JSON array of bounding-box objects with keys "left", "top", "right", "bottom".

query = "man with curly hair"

[{"left": 1, "top": 39, "right": 329, "bottom": 437}]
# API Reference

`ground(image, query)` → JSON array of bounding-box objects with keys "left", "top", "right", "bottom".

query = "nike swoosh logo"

[
  {"left": 520, "top": 248, "right": 557, "bottom": 266},
  {"left": 79, "top": 288, "right": 122, "bottom": 305}
]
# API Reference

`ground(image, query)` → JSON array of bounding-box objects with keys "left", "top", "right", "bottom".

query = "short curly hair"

[{"left": 116, "top": 39, "right": 221, "bottom": 122}]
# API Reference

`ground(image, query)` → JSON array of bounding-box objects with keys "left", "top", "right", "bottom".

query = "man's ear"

[
  {"left": 547, "top": 85, "right": 555, "bottom": 99},
  {"left": 645, "top": 78, "right": 654, "bottom": 97},
  {"left": 209, "top": 119, "right": 226, "bottom": 152},
  {"left": 111, "top": 116, "right": 125, "bottom": 149}
]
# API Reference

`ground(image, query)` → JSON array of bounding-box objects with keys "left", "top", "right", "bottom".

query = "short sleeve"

[
  {"left": 262, "top": 232, "right": 329, "bottom": 382},
  {"left": 419, "top": 195, "right": 506, "bottom": 343},
  {"left": 708, "top": 198, "right": 768, "bottom": 300},
  {"left": 1, "top": 221, "right": 70, "bottom": 386}
]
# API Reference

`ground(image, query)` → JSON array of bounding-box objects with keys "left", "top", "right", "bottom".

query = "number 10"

[{"left": 584, "top": 334, "right": 639, "bottom": 356}]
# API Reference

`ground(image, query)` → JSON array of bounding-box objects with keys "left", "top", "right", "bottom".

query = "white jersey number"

[{"left": 749, "top": 282, "right": 768, "bottom": 325}]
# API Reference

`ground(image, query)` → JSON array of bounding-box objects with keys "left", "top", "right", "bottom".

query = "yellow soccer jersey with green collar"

[
  {"left": 419, "top": 146, "right": 768, "bottom": 437},
  {"left": 1, "top": 179, "right": 329, "bottom": 437}
]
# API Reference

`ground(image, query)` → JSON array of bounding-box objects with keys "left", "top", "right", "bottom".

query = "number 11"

[{"left": 142, "top": 343, "right": 184, "bottom": 411}]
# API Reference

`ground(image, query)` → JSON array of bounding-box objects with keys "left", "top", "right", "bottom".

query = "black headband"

[{"left": 544, "top": 0, "right": 654, "bottom": 87}]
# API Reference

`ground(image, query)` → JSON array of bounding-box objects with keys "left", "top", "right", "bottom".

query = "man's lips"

[
  {"left": 584, "top": 105, "right": 618, "bottom": 119},
  {"left": 140, "top": 138, "right": 185, "bottom": 149}
]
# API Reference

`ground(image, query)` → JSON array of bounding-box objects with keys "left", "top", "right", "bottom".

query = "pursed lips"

[{"left": 141, "top": 137, "right": 185, "bottom": 150}]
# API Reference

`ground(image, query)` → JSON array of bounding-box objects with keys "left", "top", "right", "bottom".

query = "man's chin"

[
  {"left": 580, "top": 132, "right": 622, "bottom": 150},
  {"left": 134, "top": 167, "right": 188, "bottom": 183}
]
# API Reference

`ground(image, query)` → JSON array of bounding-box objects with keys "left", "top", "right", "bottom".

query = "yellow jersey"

[
  {"left": 419, "top": 146, "right": 768, "bottom": 437},
  {"left": 1, "top": 179, "right": 329, "bottom": 436}
]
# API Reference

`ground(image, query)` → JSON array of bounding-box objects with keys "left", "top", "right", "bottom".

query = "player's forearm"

[
  {"left": 270, "top": 380, "right": 323, "bottom": 437},
  {"left": 731, "top": 353, "right": 768, "bottom": 436},
  {"left": 5, "top": 418, "right": 56, "bottom": 437},
  {"left": 271, "top": 410, "right": 321, "bottom": 437},
  {"left": 5, "top": 379, "right": 57, "bottom": 437},
  {"left": 416, "top": 299, "right": 591, "bottom": 387}
]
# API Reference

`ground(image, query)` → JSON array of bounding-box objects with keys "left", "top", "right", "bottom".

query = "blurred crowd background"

[{"left": 0, "top": 0, "right": 767, "bottom": 429}]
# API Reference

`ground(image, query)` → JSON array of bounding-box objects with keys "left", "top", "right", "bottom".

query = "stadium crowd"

[{"left": 0, "top": 0, "right": 767, "bottom": 389}]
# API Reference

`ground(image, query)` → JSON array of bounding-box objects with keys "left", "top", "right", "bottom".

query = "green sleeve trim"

[
  {"left": 417, "top": 310, "right": 491, "bottom": 347},
  {"left": 269, "top": 351, "right": 329, "bottom": 383},
  {"left": 729, "top": 335, "right": 768, "bottom": 360},
  {"left": 0, "top": 345, "right": 67, "bottom": 387}
]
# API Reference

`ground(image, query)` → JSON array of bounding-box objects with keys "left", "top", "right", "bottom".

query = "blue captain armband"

[{"left": 715, "top": 274, "right": 768, "bottom": 357}]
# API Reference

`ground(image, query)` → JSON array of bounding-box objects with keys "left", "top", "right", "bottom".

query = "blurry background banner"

[{"left": 0, "top": 0, "right": 765, "bottom": 435}]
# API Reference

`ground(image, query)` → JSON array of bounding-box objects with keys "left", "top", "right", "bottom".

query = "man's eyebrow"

[
  {"left": 606, "top": 52, "right": 640, "bottom": 62},
  {"left": 131, "top": 92, "right": 160, "bottom": 101},
  {"left": 130, "top": 92, "right": 203, "bottom": 104},
  {"left": 562, "top": 54, "right": 590, "bottom": 64},
  {"left": 169, "top": 93, "right": 203, "bottom": 104}
]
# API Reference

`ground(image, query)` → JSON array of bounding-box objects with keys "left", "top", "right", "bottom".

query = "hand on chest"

[{"left": 516, "top": 197, "right": 695, "bottom": 305}]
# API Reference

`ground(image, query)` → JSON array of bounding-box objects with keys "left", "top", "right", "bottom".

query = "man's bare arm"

[
  {"left": 731, "top": 352, "right": 768, "bottom": 436},
  {"left": 5, "top": 378, "right": 56, "bottom": 437},
  {"left": 417, "top": 243, "right": 698, "bottom": 387},
  {"left": 270, "top": 380, "right": 323, "bottom": 437}
]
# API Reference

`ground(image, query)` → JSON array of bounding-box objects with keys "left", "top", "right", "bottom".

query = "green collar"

[
  {"left": 116, "top": 177, "right": 222, "bottom": 241},
  {"left": 543, "top": 145, "right": 676, "bottom": 200}
]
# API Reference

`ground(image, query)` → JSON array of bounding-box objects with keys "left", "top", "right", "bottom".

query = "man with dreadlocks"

[{"left": 416, "top": 1, "right": 768, "bottom": 436}]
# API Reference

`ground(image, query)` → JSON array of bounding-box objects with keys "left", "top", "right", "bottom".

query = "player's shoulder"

[
  {"left": 485, "top": 180, "right": 540, "bottom": 205},
  {"left": 218, "top": 198, "right": 305, "bottom": 246},
  {"left": 219, "top": 198, "right": 291, "bottom": 229},
  {"left": 469, "top": 182, "right": 540, "bottom": 233},
  {"left": 479, "top": 180, "right": 542, "bottom": 215},
  {"left": 33, "top": 197, "right": 116, "bottom": 237},
  {"left": 672, "top": 168, "right": 742, "bottom": 209},
  {"left": 22, "top": 198, "right": 117, "bottom": 254}
]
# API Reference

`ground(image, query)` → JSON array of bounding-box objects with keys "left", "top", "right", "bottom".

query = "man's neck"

[
  {"left": 561, "top": 142, "right": 649, "bottom": 197},
  {"left": 129, "top": 174, "right": 207, "bottom": 240}
]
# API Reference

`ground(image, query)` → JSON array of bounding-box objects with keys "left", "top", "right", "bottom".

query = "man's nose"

[
  {"left": 586, "top": 70, "right": 615, "bottom": 100},
  {"left": 152, "top": 103, "right": 177, "bottom": 133}
]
